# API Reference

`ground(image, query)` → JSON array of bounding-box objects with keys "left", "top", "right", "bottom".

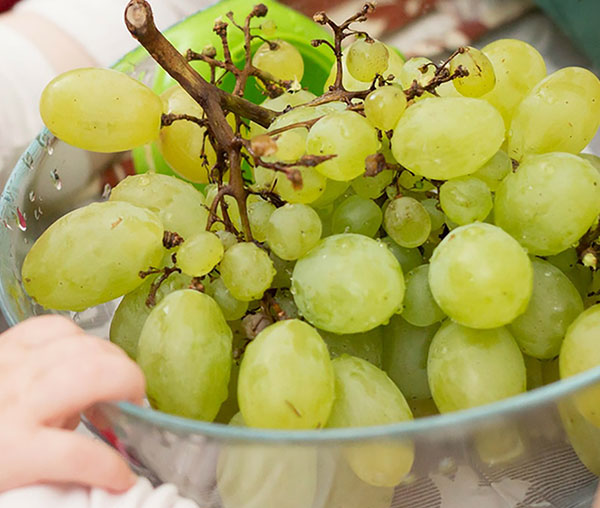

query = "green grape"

[
  {"left": 429, "top": 223, "right": 532, "bottom": 329},
  {"left": 247, "top": 198, "right": 275, "bottom": 242},
  {"left": 274, "top": 166, "right": 327, "bottom": 204},
  {"left": 158, "top": 86, "right": 214, "bottom": 183},
  {"left": 137, "top": 289, "right": 232, "bottom": 420},
  {"left": 319, "top": 327, "right": 383, "bottom": 367},
  {"left": 331, "top": 195, "right": 382, "bottom": 237},
  {"left": 439, "top": 176, "right": 493, "bottom": 225},
  {"left": 346, "top": 39, "right": 389, "bottom": 82},
  {"left": 364, "top": 86, "right": 407, "bottom": 131},
  {"left": 270, "top": 129, "right": 307, "bottom": 162},
  {"left": 110, "top": 271, "right": 191, "bottom": 359},
  {"left": 270, "top": 252, "right": 295, "bottom": 289},
  {"left": 402, "top": 264, "right": 445, "bottom": 327},
  {"left": 559, "top": 398, "right": 600, "bottom": 477},
  {"left": 311, "top": 179, "right": 351, "bottom": 208},
  {"left": 110, "top": 173, "right": 208, "bottom": 239},
  {"left": 428, "top": 321, "right": 526, "bottom": 412},
  {"left": 327, "top": 356, "right": 414, "bottom": 487},
  {"left": 260, "top": 19, "right": 277, "bottom": 37},
  {"left": 509, "top": 259, "right": 583, "bottom": 359},
  {"left": 494, "top": 152, "right": 600, "bottom": 255},
  {"left": 176, "top": 231, "right": 223, "bottom": 277},
  {"left": 351, "top": 171, "right": 394, "bottom": 200},
  {"left": 398, "top": 57, "right": 435, "bottom": 89},
  {"left": 217, "top": 445, "right": 317, "bottom": 508},
  {"left": 471, "top": 150, "right": 512, "bottom": 191},
  {"left": 205, "top": 277, "right": 249, "bottom": 321},
  {"left": 22, "top": 201, "right": 163, "bottom": 312},
  {"left": 268, "top": 104, "right": 322, "bottom": 132},
  {"left": 383, "top": 315, "right": 439, "bottom": 401},
  {"left": 292, "top": 234, "right": 405, "bottom": 334},
  {"left": 321, "top": 451, "right": 394, "bottom": 508},
  {"left": 252, "top": 39, "right": 304, "bottom": 82},
  {"left": 215, "top": 230, "right": 237, "bottom": 250},
  {"left": 450, "top": 46, "right": 496, "bottom": 97},
  {"left": 205, "top": 184, "right": 242, "bottom": 232},
  {"left": 391, "top": 97, "right": 505, "bottom": 180},
  {"left": 380, "top": 237, "right": 423, "bottom": 272},
  {"left": 383, "top": 197, "right": 431, "bottom": 248},
  {"left": 39, "top": 68, "right": 162, "bottom": 152},
  {"left": 306, "top": 111, "right": 379, "bottom": 181},
  {"left": 238, "top": 319, "right": 334, "bottom": 429},
  {"left": 250, "top": 90, "right": 316, "bottom": 137},
  {"left": 508, "top": 67, "right": 600, "bottom": 160},
  {"left": 266, "top": 204, "right": 322, "bottom": 260},
  {"left": 580, "top": 153, "right": 600, "bottom": 174},
  {"left": 524, "top": 354, "right": 544, "bottom": 391},
  {"left": 560, "top": 304, "right": 600, "bottom": 426},
  {"left": 481, "top": 39, "right": 546, "bottom": 129},
  {"left": 421, "top": 199, "right": 446, "bottom": 232},
  {"left": 219, "top": 242, "right": 275, "bottom": 301}
]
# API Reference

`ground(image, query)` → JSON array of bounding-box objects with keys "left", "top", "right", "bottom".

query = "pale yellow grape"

[
  {"left": 450, "top": 46, "right": 496, "bottom": 97},
  {"left": 331, "top": 195, "right": 382, "bottom": 237},
  {"left": 311, "top": 179, "right": 350, "bottom": 208},
  {"left": 560, "top": 304, "right": 600, "bottom": 425},
  {"left": 509, "top": 259, "right": 583, "bottom": 359},
  {"left": 250, "top": 90, "right": 316, "bottom": 137},
  {"left": 560, "top": 398, "right": 600, "bottom": 477},
  {"left": 346, "top": 39, "right": 389, "bottom": 82},
  {"left": 472, "top": 150, "right": 512, "bottom": 191},
  {"left": 219, "top": 242, "right": 275, "bottom": 301},
  {"left": 327, "top": 356, "right": 414, "bottom": 487},
  {"left": 247, "top": 198, "right": 275, "bottom": 242},
  {"left": 428, "top": 322, "right": 526, "bottom": 412},
  {"left": 215, "top": 230, "right": 237, "bottom": 250},
  {"left": 383, "top": 315, "right": 439, "bottom": 400},
  {"left": 364, "top": 86, "right": 407, "bottom": 131},
  {"left": 439, "top": 176, "right": 493, "bottom": 225},
  {"left": 391, "top": 97, "right": 505, "bottom": 180},
  {"left": 580, "top": 153, "right": 600, "bottom": 174},
  {"left": 481, "top": 39, "right": 546, "bottom": 129},
  {"left": 260, "top": 19, "right": 277, "bottom": 36},
  {"left": 39, "top": 68, "right": 162, "bottom": 152},
  {"left": 402, "top": 264, "right": 445, "bottom": 327},
  {"left": 383, "top": 197, "right": 431, "bottom": 248},
  {"left": 274, "top": 166, "right": 326, "bottom": 204},
  {"left": 176, "top": 231, "right": 223, "bottom": 277},
  {"left": 22, "top": 201, "right": 163, "bottom": 312},
  {"left": 110, "top": 271, "right": 190, "bottom": 359},
  {"left": 494, "top": 152, "right": 600, "bottom": 255},
  {"left": 217, "top": 445, "right": 317, "bottom": 508},
  {"left": 306, "top": 111, "right": 379, "bottom": 181},
  {"left": 398, "top": 57, "right": 435, "bottom": 89},
  {"left": 351, "top": 170, "right": 394, "bottom": 200},
  {"left": 252, "top": 39, "right": 304, "bottom": 82},
  {"left": 110, "top": 173, "right": 208, "bottom": 239},
  {"left": 270, "top": 129, "right": 307, "bottom": 162},
  {"left": 205, "top": 277, "right": 248, "bottom": 321},
  {"left": 292, "top": 234, "right": 404, "bottom": 334},
  {"left": 266, "top": 204, "right": 322, "bottom": 260},
  {"left": 158, "top": 86, "right": 215, "bottom": 183},
  {"left": 508, "top": 67, "right": 600, "bottom": 160},
  {"left": 137, "top": 289, "right": 232, "bottom": 420},
  {"left": 429, "top": 223, "right": 532, "bottom": 329},
  {"left": 320, "top": 327, "right": 383, "bottom": 367},
  {"left": 238, "top": 319, "right": 334, "bottom": 429}
]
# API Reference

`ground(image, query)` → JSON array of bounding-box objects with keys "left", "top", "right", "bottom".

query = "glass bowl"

[{"left": 2, "top": 8, "right": 600, "bottom": 508}]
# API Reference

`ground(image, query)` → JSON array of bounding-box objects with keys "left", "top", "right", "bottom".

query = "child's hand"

[{"left": 0, "top": 316, "right": 145, "bottom": 493}]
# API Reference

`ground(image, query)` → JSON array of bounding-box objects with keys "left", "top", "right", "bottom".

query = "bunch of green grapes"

[{"left": 20, "top": 0, "right": 600, "bottom": 495}]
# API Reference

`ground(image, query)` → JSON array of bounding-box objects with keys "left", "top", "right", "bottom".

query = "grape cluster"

[{"left": 20, "top": 0, "right": 600, "bottom": 491}]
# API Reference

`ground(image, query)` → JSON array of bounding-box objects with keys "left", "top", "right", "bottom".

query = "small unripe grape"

[
  {"left": 252, "top": 40, "right": 304, "bottom": 82},
  {"left": 261, "top": 19, "right": 277, "bottom": 37},
  {"left": 220, "top": 243, "right": 275, "bottom": 301},
  {"left": 450, "top": 46, "right": 496, "bottom": 97},
  {"left": 351, "top": 170, "right": 394, "bottom": 200},
  {"left": 205, "top": 277, "right": 249, "bottom": 321},
  {"left": 472, "top": 150, "right": 512, "bottom": 192},
  {"left": 177, "top": 231, "right": 224, "bottom": 277},
  {"left": 383, "top": 197, "right": 431, "bottom": 248},
  {"left": 346, "top": 39, "right": 389, "bottom": 83},
  {"left": 331, "top": 195, "right": 382, "bottom": 238},
  {"left": 266, "top": 204, "right": 322, "bottom": 260},
  {"left": 364, "top": 86, "right": 407, "bottom": 131},
  {"left": 248, "top": 198, "right": 276, "bottom": 243},
  {"left": 439, "top": 176, "right": 493, "bottom": 225},
  {"left": 421, "top": 198, "right": 446, "bottom": 232}
]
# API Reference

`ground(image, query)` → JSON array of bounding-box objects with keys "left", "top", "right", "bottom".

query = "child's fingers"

[{"left": 23, "top": 428, "right": 138, "bottom": 492}]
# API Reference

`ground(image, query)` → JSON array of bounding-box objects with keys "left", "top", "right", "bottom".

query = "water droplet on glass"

[
  {"left": 47, "top": 145, "right": 54, "bottom": 156},
  {"left": 102, "top": 183, "right": 112, "bottom": 200},
  {"left": 16, "top": 208, "right": 27, "bottom": 231},
  {"left": 23, "top": 152, "right": 34, "bottom": 170},
  {"left": 50, "top": 169, "right": 62, "bottom": 190},
  {"left": 28, "top": 191, "right": 36, "bottom": 202}
]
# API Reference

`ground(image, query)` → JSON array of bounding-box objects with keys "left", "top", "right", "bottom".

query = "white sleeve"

[{"left": 0, "top": 478, "right": 199, "bottom": 508}]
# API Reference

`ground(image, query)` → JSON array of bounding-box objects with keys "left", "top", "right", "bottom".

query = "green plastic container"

[{"left": 113, "top": 0, "right": 334, "bottom": 177}]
